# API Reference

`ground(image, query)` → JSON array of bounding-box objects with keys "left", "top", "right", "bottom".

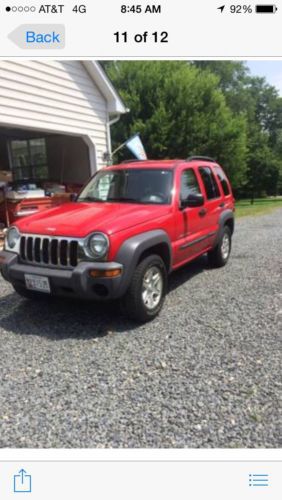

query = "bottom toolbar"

[{"left": 0, "top": 461, "right": 280, "bottom": 499}]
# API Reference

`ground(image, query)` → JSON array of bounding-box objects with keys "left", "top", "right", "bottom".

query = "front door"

[{"left": 174, "top": 167, "right": 209, "bottom": 266}]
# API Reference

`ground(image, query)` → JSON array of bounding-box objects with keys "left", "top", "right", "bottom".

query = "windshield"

[{"left": 78, "top": 168, "right": 173, "bottom": 205}]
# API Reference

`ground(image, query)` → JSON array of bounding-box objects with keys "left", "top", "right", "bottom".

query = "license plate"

[{"left": 25, "top": 274, "right": 51, "bottom": 294}]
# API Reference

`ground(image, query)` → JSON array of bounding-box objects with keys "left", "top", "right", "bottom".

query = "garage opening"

[{"left": 0, "top": 127, "right": 94, "bottom": 227}]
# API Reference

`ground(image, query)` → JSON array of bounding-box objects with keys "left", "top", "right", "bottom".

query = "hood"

[{"left": 16, "top": 202, "right": 172, "bottom": 238}]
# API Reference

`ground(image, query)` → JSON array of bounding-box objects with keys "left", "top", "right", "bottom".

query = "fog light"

[{"left": 89, "top": 268, "right": 122, "bottom": 278}]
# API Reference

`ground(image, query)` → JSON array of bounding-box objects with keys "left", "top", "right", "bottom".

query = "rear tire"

[
  {"left": 121, "top": 254, "right": 167, "bottom": 322},
  {"left": 208, "top": 226, "right": 232, "bottom": 268}
]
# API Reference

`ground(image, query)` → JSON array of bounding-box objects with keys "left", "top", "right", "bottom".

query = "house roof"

[{"left": 83, "top": 61, "right": 128, "bottom": 115}]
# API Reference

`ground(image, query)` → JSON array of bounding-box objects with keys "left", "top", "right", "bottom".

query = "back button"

[{"left": 8, "top": 24, "right": 65, "bottom": 49}]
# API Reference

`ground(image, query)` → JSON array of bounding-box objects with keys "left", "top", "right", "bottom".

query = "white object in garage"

[{"left": 6, "top": 188, "right": 45, "bottom": 200}]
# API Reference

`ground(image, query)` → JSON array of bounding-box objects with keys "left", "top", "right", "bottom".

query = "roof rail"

[
  {"left": 121, "top": 159, "right": 144, "bottom": 164},
  {"left": 186, "top": 156, "right": 217, "bottom": 163}
]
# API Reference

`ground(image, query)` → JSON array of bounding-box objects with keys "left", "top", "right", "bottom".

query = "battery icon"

[{"left": 255, "top": 4, "right": 278, "bottom": 12}]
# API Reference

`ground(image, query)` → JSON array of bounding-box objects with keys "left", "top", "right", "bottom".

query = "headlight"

[
  {"left": 87, "top": 233, "right": 109, "bottom": 259},
  {"left": 6, "top": 226, "right": 20, "bottom": 250}
]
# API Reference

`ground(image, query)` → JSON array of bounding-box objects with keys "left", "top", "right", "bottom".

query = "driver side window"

[{"left": 180, "top": 169, "right": 201, "bottom": 201}]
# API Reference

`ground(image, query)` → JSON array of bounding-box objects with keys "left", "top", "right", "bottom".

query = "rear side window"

[
  {"left": 215, "top": 166, "right": 231, "bottom": 196},
  {"left": 180, "top": 169, "right": 201, "bottom": 200},
  {"left": 198, "top": 167, "right": 220, "bottom": 200}
]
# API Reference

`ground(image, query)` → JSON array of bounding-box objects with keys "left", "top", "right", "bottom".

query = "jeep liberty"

[{"left": 0, "top": 157, "right": 235, "bottom": 322}]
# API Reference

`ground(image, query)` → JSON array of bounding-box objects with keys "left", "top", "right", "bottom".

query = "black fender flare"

[
  {"left": 213, "top": 209, "right": 235, "bottom": 248},
  {"left": 116, "top": 229, "right": 172, "bottom": 295}
]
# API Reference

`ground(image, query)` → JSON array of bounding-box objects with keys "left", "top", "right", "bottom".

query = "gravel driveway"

[{"left": 0, "top": 210, "right": 281, "bottom": 448}]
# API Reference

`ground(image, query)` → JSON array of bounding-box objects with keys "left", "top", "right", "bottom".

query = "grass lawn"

[{"left": 236, "top": 198, "right": 282, "bottom": 218}]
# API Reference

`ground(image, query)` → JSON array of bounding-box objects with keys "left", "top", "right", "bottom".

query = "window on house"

[
  {"left": 198, "top": 166, "right": 220, "bottom": 200},
  {"left": 180, "top": 169, "right": 201, "bottom": 201},
  {"left": 10, "top": 138, "right": 48, "bottom": 181}
]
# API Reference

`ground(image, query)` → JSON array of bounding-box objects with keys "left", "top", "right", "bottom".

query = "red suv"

[{"left": 0, "top": 157, "right": 235, "bottom": 322}]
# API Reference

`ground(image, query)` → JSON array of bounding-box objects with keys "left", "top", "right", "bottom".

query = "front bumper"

[{"left": 0, "top": 250, "right": 125, "bottom": 300}]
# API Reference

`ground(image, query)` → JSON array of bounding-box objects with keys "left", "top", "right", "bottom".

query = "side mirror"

[
  {"left": 181, "top": 193, "right": 204, "bottom": 209},
  {"left": 70, "top": 193, "right": 78, "bottom": 202}
]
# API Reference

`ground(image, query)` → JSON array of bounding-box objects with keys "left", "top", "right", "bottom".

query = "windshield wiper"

[
  {"left": 78, "top": 197, "right": 105, "bottom": 203},
  {"left": 107, "top": 197, "right": 140, "bottom": 203}
]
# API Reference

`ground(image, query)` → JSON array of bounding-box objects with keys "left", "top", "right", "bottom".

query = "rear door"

[
  {"left": 214, "top": 165, "right": 234, "bottom": 210},
  {"left": 197, "top": 165, "right": 224, "bottom": 237}
]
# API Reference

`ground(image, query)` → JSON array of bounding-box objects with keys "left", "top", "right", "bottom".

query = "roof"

[
  {"left": 83, "top": 62, "right": 128, "bottom": 115},
  {"left": 105, "top": 159, "right": 219, "bottom": 170},
  {"left": 107, "top": 160, "right": 181, "bottom": 170}
]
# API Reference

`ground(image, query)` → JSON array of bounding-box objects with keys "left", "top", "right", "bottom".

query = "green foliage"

[
  {"left": 103, "top": 61, "right": 282, "bottom": 196},
  {"left": 193, "top": 61, "right": 282, "bottom": 196}
]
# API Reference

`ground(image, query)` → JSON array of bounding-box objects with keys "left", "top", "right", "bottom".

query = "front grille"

[{"left": 20, "top": 235, "right": 79, "bottom": 268}]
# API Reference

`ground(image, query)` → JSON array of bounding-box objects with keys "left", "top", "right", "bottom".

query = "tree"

[
  {"left": 104, "top": 61, "right": 248, "bottom": 190},
  {"left": 103, "top": 60, "right": 282, "bottom": 197},
  {"left": 193, "top": 62, "right": 282, "bottom": 197}
]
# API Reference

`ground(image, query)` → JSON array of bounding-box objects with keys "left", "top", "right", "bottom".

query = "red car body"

[
  {"left": 0, "top": 158, "right": 235, "bottom": 321},
  {"left": 14, "top": 159, "right": 234, "bottom": 269}
]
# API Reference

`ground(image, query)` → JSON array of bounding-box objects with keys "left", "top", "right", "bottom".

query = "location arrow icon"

[{"left": 217, "top": 5, "right": 225, "bottom": 12}]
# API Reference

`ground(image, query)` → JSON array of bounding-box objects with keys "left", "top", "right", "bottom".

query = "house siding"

[{"left": 0, "top": 60, "right": 109, "bottom": 168}]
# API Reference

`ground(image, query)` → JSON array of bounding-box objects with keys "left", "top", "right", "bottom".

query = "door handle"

[{"left": 199, "top": 208, "right": 207, "bottom": 217}]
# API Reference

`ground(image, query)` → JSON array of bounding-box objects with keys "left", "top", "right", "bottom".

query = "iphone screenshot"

[{"left": 0, "top": 0, "right": 281, "bottom": 498}]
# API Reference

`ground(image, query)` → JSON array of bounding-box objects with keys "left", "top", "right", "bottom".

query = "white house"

[{"left": 0, "top": 60, "right": 127, "bottom": 185}]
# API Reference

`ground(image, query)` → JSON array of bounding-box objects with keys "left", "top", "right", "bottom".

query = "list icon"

[{"left": 249, "top": 473, "right": 269, "bottom": 487}]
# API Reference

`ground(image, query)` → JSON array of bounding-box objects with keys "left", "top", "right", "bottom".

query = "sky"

[{"left": 247, "top": 61, "right": 282, "bottom": 95}]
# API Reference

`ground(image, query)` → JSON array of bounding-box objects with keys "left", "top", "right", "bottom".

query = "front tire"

[
  {"left": 121, "top": 254, "right": 167, "bottom": 322},
  {"left": 208, "top": 226, "right": 232, "bottom": 268}
]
